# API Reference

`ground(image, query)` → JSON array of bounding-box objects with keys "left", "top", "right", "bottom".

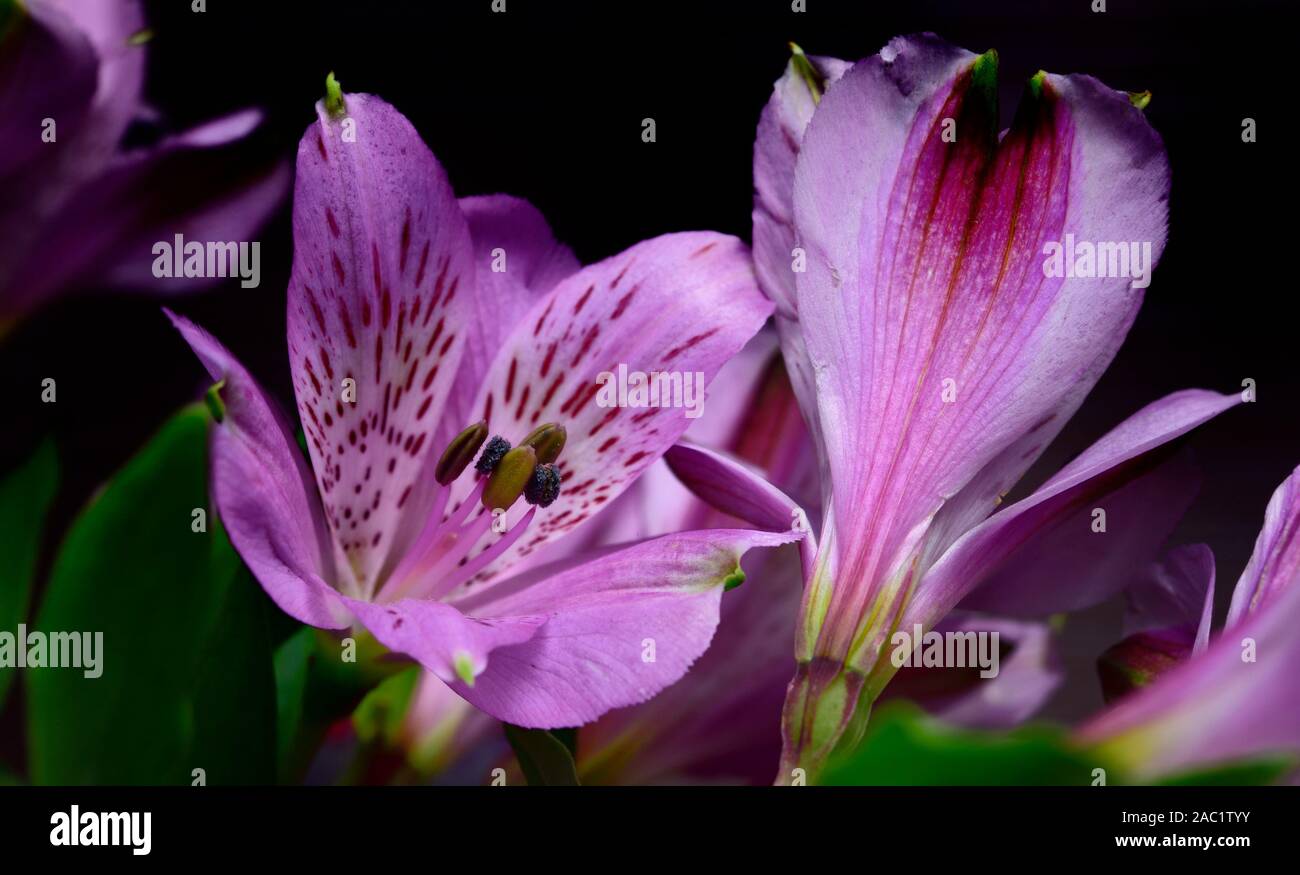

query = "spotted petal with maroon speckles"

[{"left": 169, "top": 88, "right": 785, "bottom": 729}]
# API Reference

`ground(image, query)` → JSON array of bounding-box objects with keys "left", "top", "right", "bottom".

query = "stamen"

[
  {"left": 524, "top": 463, "right": 561, "bottom": 508},
  {"left": 520, "top": 423, "right": 567, "bottom": 464},
  {"left": 427, "top": 507, "right": 538, "bottom": 600},
  {"left": 475, "top": 435, "right": 512, "bottom": 474},
  {"left": 482, "top": 446, "right": 536, "bottom": 510},
  {"left": 436, "top": 421, "right": 488, "bottom": 485}
]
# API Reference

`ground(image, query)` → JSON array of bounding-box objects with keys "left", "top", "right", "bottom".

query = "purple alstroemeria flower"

[
  {"left": 168, "top": 82, "right": 790, "bottom": 729},
  {"left": 0, "top": 0, "right": 287, "bottom": 329},
  {"left": 722, "top": 34, "right": 1249, "bottom": 777},
  {"left": 402, "top": 336, "right": 1069, "bottom": 785},
  {"left": 1077, "top": 466, "right": 1300, "bottom": 780}
]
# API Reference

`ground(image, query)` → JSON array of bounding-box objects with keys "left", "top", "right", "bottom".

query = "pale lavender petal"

[
  {"left": 166, "top": 309, "right": 350, "bottom": 628},
  {"left": 882, "top": 612, "right": 1063, "bottom": 730},
  {"left": 344, "top": 596, "right": 544, "bottom": 687},
  {"left": 286, "top": 91, "right": 474, "bottom": 592},
  {"left": 954, "top": 391, "right": 1238, "bottom": 618},
  {"left": 1226, "top": 466, "right": 1300, "bottom": 629},
  {"left": 781, "top": 33, "right": 1172, "bottom": 771},
  {"left": 665, "top": 442, "right": 815, "bottom": 572},
  {"left": 441, "top": 194, "right": 580, "bottom": 438},
  {"left": 447, "top": 232, "right": 772, "bottom": 585},
  {"left": 445, "top": 528, "right": 799, "bottom": 728},
  {"left": 1123, "top": 543, "right": 1216, "bottom": 653},
  {"left": 579, "top": 541, "right": 803, "bottom": 784}
]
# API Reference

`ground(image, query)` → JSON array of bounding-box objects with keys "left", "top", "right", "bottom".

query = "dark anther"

[
  {"left": 524, "top": 463, "right": 562, "bottom": 508},
  {"left": 475, "top": 435, "right": 512, "bottom": 474}
]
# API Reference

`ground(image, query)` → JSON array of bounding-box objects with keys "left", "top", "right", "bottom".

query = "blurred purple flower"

[
  {"left": 1079, "top": 466, "right": 1300, "bottom": 779},
  {"left": 0, "top": 0, "right": 288, "bottom": 329}
]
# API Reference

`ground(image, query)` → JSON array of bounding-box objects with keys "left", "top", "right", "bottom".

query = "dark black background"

[{"left": 2, "top": 0, "right": 1295, "bottom": 727}]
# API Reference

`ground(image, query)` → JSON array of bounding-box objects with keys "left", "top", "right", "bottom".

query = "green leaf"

[
  {"left": 1154, "top": 756, "right": 1298, "bottom": 786},
  {"left": 25, "top": 405, "right": 276, "bottom": 784},
  {"left": 274, "top": 627, "right": 315, "bottom": 781},
  {"left": 504, "top": 724, "right": 580, "bottom": 786},
  {"left": 0, "top": 439, "right": 58, "bottom": 709},
  {"left": 820, "top": 702, "right": 1108, "bottom": 786},
  {"left": 189, "top": 565, "right": 277, "bottom": 784}
]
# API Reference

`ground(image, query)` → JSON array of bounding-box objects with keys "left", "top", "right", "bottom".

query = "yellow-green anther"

[
  {"left": 435, "top": 421, "right": 488, "bottom": 485},
  {"left": 324, "top": 71, "right": 346, "bottom": 118},
  {"left": 127, "top": 27, "right": 154, "bottom": 46},
  {"left": 520, "top": 422, "right": 567, "bottom": 465},
  {"left": 788, "top": 42, "right": 825, "bottom": 105},
  {"left": 482, "top": 445, "right": 536, "bottom": 510},
  {"left": 1128, "top": 90, "right": 1152, "bottom": 111}
]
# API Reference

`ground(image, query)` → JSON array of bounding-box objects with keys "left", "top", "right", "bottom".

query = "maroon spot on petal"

[
  {"left": 398, "top": 485, "right": 412, "bottom": 508},
  {"left": 416, "top": 395, "right": 433, "bottom": 419},
  {"left": 303, "top": 358, "right": 322, "bottom": 395},
  {"left": 422, "top": 363, "right": 439, "bottom": 391},
  {"left": 597, "top": 436, "right": 618, "bottom": 453},
  {"left": 624, "top": 450, "right": 651, "bottom": 467},
  {"left": 316, "top": 131, "right": 328, "bottom": 160},
  {"left": 540, "top": 342, "right": 558, "bottom": 378},
  {"left": 483, "top": 393, "right": 494, "bottom": 424},
  {"left": 337, "top": 298, "right": 357, "bottom": 348},
  {"left": 664, "top": 327, "right": 718, "bottom": 362},
  {"left": 399, "top": 209, "right": 412, "bottom": 273},
  {"left": 538, "top": 373, "right": 565, "bottom": 410},
  {"left": 514, "top": 384, "right": 531, "bottom": 420},
  {"left": 589, "top": 408, "right": 619, "bottom": 436},
  {"left": 325, "top": 208, "right": 340, "bottom": 238},
  {"left": 689, "top": 241, "right": 718, "bottom": 258},
  {"left": 611, "top": 285, "right": 639, "bottom": 320},
  {"left": 306, "top": 288, "right": 328, "bottom": 334},
  {"left": 374, "top": 335, "right": 383, "bottom": 381},
  {"left": 372, "top": 242, "right": 384, "bottom": 293},
  {"left": 381, "top": 287, "right": 392, "bottom": 330},
  {"left": 573, "top": 284, "right": 595, "bottom": 314},
  {"left": 424, "top": 317, "right": 445, "bottom": 355},
  {"left": 415, "top": 241, "right": 431, "bottom": 287},
  {"left": 443, "top": 275, "right": 460, "bottom": 305},
  {"left": 611, "top": 261, "right": 632, "bottom": 288},
  {"left": 505, "top": 358, "right": 517, "bottom": 403},
  {"left": 440, "top": 333, "right": 455, "bottom": 356},
  {"left": 348, "top": 429, "right": 357, "bottom": 446},
  {"left": 534, "top": 300, "right": 554, "bottom": 336},
  {"left": 569, "top": 324, "right": 600, "bottom": 367},
  {"left": 320, "top": 348, "right": 334, "bottom": 380},
  {"left": 332, "top": 252, "right": 346, "bottom": 285},
  {"left": 361, "top": 297, "right": 372, "bottom": 327}
]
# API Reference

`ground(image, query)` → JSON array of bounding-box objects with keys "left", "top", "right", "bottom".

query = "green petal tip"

[{"left": 324, "top": 71, "right": 346, "bottom": 118}]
